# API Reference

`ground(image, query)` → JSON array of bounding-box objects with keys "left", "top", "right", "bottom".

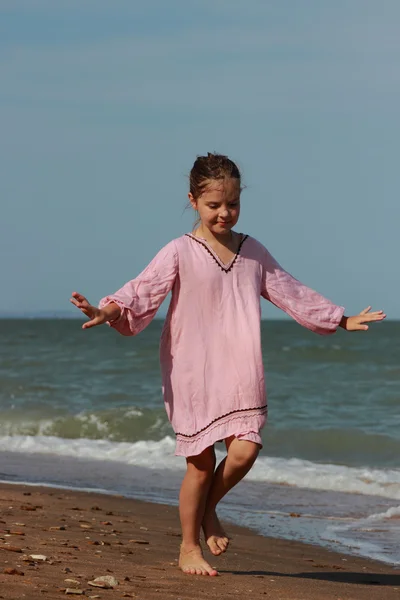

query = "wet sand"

[{"left": 0, "top": 482, "right": 399, "bottom": 599}]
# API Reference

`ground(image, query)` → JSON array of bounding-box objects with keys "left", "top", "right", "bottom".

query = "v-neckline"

[{"left": 185, "top": 232, "right": 248, "bottom": 273}]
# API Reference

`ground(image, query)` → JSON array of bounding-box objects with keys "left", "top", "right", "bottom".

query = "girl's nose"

[{"left": 220, "top": 208, "right": 229, "bottom": 218}]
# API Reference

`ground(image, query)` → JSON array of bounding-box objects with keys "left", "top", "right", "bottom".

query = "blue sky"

[{"left": 1, "top": 1, "right": 398, "bottom": 318}]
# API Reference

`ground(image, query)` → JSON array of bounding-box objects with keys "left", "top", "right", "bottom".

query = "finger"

[
  {"left": 82, "top": 319, "right": 98, "bottom": 330},
  {"left": 82, "top": 316, "right": 103, "bottom": 330},
  {"left": 361, "top": 313, "right": 386, "bottom": 322},
  {"left": 71, "top": 292, "right": 89, "bottom": 304},
  {"left": 359, "top": 306, "right": 372, "bottom": 316},
  {"left": 70, "top": 297, "right": 91, "bottom": 313}
]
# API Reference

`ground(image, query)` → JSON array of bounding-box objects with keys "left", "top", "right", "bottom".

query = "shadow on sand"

[{"left": 219, "top": 569, "right": 400, "bottom": 587}]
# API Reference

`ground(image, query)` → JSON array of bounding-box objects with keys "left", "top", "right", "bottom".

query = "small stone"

[
  {"left": 64, "top": 579, "right": 80, "bottom": 585},
  {"left": 29, "top": 554, "right": 48, "bottom": 561},
  {"left": 88, "top": 575, "right": 119, "bottom": 588},
  {"left": 4, "top": 567, "right": 24, "bottom": 575},
  {"left": 65, "top": 589, "right": 84, "bottom": 595},
  {"left": 80, "top": 524, "right": 91, "bottom": 529},
  {"left": 128, "top": 539, "right": 149, "bottom": 545},
  {"left": 0, "top": 545, "right": 23, "bottom": 553},
  {"left": 49, "top": 526, "right": 66, "bottom": 531},
  {"left": 63, "top": 567, "right": 72, "bottom": 573}
]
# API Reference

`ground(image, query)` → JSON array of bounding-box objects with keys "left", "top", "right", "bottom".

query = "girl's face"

[{"left": 189, "top": 178, "right": 241, "bottom": 236}]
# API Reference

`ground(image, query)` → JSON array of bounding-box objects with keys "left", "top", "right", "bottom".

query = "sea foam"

[{"left": 1, "top": 434, "right": 399, "bottom": 500}]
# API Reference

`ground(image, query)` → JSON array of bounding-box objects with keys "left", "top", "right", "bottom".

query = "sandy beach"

[{"left": 0, "top": 483, "right": 399, "bottom": 599}]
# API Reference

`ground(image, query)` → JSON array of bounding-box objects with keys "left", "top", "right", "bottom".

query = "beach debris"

[
  {"left": 0, "top": 545, "right": 23, "bottom": 553},
  {"left": 20, "top": 505, "right": 36, "bottom": 511},
  {"left": 128, "top": 539, "right": 149, "bottom": 545},
  {"left": 49, "top": 525, "right": 66, "bottom": 531},
  {"left": 100, "top": 521, "right": 112, "bottom": 526},
  {"left": 63, "top": 567, "right": 73, "bottom": 573},
  {"left": 4, "top": 567, "right": 24, "bottom": 576},
  {"left": 89, "top": 596, "right": 101, "bottom": 599},
  {"left": 289, "top": 512, "right": 301, "bottom": 518},
  {"left": 9, "top": 530, "right": 25, "bottom": 535},
  {"left": 65, "top": 589, "right": 84, "bottom": 595},
  {"left": 29, "top": 554, "right": 48, "bottom": 561},
  {"left": 91, "top": 506, "right": 101, "bottom": 511},
  {"left": 13, "top": 522, "right": 26, "bottom": 527},
  {"left": 80, "top": 524, "right": 92, "bottom": 529},
  {"left": 139, "top": 526, "right": 148, "bottom": 531},
  {"left": 88, "top": 575, "right": 119, "bottom": 588},
  {"left": 64, "top": 579, "right": 81, "bottom": 585}
]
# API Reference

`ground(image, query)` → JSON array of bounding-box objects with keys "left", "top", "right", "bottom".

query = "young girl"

[{"left": 71, "top": 153, "right": 385, "bottom": 577}]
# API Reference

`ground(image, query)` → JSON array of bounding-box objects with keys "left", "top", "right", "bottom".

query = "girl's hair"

[{"left": 189, "top": 152, "right": 241, "bottom": 199}]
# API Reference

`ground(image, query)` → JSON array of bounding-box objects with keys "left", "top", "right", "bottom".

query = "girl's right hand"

[{"left": 70, "top": 292, "right": 108, "bottom": 330}]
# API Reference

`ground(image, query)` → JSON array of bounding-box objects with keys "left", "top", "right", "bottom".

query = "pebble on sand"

[{"left": 88, "top": 575, "right": 119, "bottom": 588}]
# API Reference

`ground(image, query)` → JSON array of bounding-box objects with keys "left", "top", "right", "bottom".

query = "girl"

[{"left": 71, "top": 153, "right": 385, "bottom": 577}]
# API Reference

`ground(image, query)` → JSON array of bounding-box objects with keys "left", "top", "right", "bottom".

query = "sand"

[{"left": 0, "top": 482, "right": 399, "bottom": 599}]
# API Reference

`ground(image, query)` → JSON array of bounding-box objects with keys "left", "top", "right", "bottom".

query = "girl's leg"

[
  {"left": 179, "top": 446, "right": 218, "bottom": 576},
  {"left": 202, "top": 437, "right": 259, "bottom": 556}
]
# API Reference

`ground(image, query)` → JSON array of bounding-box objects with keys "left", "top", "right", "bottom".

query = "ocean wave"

[
  {"left": 1, "top": 435, "right": 399, "bottom": 500},
  {"left": 366, "top": 505, "right": 400, "bottom": 520},
  {"left": 0, "top": 408, "right": 169, "bottom": 441}
]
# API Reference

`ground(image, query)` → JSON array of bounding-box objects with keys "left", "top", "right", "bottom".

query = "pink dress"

[{"left": 99, "top": 234, "right": 344, "bottom": 457}]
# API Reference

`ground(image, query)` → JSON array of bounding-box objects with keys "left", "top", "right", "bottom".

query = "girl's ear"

[{"left": 188, "top": 192, "right": 197, "bottom": 210}]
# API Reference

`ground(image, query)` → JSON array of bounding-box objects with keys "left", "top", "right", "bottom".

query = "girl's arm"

[
  {"left": 260, "top": 245, "right": 385, "bottom": 334},
  {"left": 70, "top": 240, "right": 178, "bottom": 335},
  {"left": 98, "top": 240, "right": 179, "bottom": 336}
]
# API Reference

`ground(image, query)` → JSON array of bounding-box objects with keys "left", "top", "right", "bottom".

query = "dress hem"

[{"left": 174, "top": 409, "right": 267, "bottom": 457}]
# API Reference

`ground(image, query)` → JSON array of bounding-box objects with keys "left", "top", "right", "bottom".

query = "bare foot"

[
  {"left": 179, "top": 544, "right": 218, "bottom": 576},
  {"left": 202, "top": 510, "right": 230, "bottom": 556}
]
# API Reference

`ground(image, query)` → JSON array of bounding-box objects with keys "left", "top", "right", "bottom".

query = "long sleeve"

[
  {"left": 260, "top": 245, "right": 344, "bottom": 335},
  {"left": 99, "top": 240, "right": 178, "bottom": 336}
]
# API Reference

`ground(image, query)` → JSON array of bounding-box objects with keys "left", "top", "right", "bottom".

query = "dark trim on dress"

[
  {"left": 175, "top": 404, "right": 268, "bottom": 438},
  {"left": 185, "top": 233, "right": 248, "bottom": 273}
]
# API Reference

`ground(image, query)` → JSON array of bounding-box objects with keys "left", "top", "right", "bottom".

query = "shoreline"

[{"left": 1, "top": 482, "right": 399, "bottom": 600}]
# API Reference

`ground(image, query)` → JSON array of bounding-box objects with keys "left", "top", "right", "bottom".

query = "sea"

[{"left": 0, "top": 318, "right": 399, "bottom": 566}]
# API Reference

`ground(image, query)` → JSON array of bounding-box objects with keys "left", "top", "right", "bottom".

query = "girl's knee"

[
  {"left": 229, "top": 440, "right": 259, "bottom": 468},
  {"left": 186, "top": 446, "right": 216, "bottom": 479}
]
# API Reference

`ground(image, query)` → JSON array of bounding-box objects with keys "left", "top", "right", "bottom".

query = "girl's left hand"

[{"left": 340, "top": 306, "right": 386, "bottom": 331}]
